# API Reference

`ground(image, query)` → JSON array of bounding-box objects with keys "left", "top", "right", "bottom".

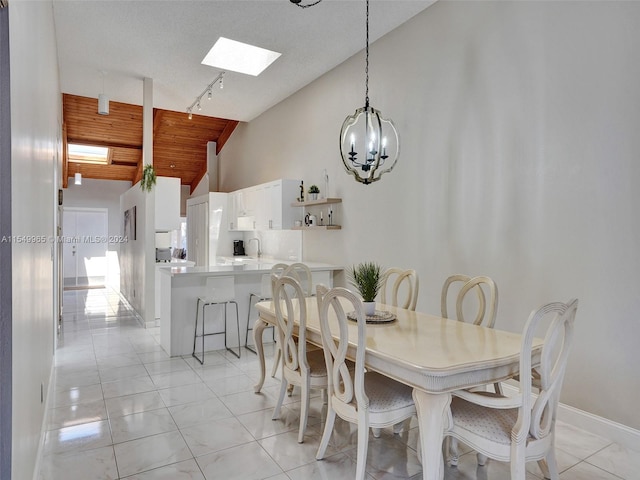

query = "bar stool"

[
  {"left": 245, "top": 264, "right": 288, "bottom": 354},
  {"left": 193, "top": 276, "right": 240, "bottom": 363}
]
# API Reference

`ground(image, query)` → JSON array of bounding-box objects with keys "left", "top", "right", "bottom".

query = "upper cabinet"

[
  {"left": 155, "top": 176, "right": 181, "bottom": 232},
  {"left": 228, "top": 179, "right": 299, "bottom": 231}
]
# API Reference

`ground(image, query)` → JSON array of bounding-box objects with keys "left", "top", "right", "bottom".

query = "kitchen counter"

[
  {"left": 159, "top": 257, "right": 341, "bottom": 277},
  {"left": 158, "top": 258, "right": 342, "bottom": 356}
]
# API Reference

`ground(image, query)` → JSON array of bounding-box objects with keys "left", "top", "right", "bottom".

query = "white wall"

[
  {"left": 8, "top": 1, "right": 61, "bottom": 479},
  {"left": 64, "top": 178, "right": 132, "bottom": 289},
  {"left": 220, "top": 1, "right": 640, "bottom": 430},
  {"left": 120, "top": 184, "right": 153, "bottom": 321}
]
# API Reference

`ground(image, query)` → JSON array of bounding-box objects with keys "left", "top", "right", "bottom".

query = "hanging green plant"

[{"left": 140, "top": 164, "right": 157, "bottom": 192}]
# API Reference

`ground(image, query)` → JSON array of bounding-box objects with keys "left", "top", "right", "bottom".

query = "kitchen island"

[{"left": 158, "top": 258, "right": 342, "bottom": 357}]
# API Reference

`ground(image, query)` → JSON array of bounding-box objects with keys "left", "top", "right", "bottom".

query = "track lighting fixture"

[
  {"left": 98, "top": 71, "right": 109, "bottom": 115},
  {"left": 186, "top": 72, "right": 225, "bottom": 119}
]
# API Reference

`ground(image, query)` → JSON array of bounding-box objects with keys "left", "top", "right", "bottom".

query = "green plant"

[
  {"left": 308, "top": 184, "right": 320, "bottom": 194},
  {"left": 347, "top": 262, "right": 383, "bottom": 302},
  {"left": 140, "top": 164, "right": 157, "bottom": 192}
]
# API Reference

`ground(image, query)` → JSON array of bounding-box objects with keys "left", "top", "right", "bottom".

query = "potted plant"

[
  {"left": 308, "top": 184, "right": 320, "bottom": 200},
  {"left": 347, "top": 262, "right": 383, "bottom": 316},
  {"left": 140, "top": 164, "right": 157, "bottom": 192}
]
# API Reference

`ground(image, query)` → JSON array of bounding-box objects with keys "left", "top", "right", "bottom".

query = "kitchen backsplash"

[{"left": 243, "top": 229, "right": 302, "bottom": 261}]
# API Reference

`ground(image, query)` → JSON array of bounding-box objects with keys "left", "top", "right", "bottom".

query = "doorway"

[{"left": 62, "top": 208, "right": 108, "bottom": 288}]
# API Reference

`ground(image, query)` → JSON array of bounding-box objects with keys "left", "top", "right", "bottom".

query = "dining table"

[{"left": 253, "top": 297, "right": 540, "bottom": 480}]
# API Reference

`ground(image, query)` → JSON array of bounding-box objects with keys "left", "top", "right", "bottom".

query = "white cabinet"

[
  {"left": 228, "top": 179, "right": 299, "bottom": 231},
  {"left": 187, "top": 192, "right": 241, "bottom": 265},
  {"left": 155, "top": 176, "right": 181, "bottom": 231}
]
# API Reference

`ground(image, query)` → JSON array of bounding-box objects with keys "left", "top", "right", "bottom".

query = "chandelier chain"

[{"left": 365, "top": 0, "right": 369, "bottom": 107}]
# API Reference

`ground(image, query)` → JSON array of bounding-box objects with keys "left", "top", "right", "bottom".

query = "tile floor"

[{"left": 38, "top": 287, "right": 637, "bottom": 480}]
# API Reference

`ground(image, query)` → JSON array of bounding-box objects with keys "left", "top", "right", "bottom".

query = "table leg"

[
  {"left": 252, "top": 317, "right": 268, "bottom": 393},
  {"left": 412, "top": 390, "right": 451, "bottom": 480}
]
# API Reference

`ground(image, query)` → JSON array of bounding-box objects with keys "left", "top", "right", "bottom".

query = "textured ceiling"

[{"left": 52, "top": 0, "right": 434, "bottom": 122}]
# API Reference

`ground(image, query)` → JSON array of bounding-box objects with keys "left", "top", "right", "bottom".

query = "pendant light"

[
  {"left": 74, "top": 173, "right": 82, "bottom": 185},
  {"left": 340, "top": 0, "right": 399, "bottom": 185},
  {"left": 98, "top": 71, "right": 109, "bottom": 115}
]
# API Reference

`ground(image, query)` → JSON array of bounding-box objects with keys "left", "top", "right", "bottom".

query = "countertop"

[{"left": 159, "top": 257, "right": 342, "bottom": 277}]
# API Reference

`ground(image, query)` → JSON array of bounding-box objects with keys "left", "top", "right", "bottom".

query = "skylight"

[
  {"left": 68, "top": 144, "right": 109, "bottom": 164},
  {"left": 201, "top": 37, "right": 281, "bottom": 76}
]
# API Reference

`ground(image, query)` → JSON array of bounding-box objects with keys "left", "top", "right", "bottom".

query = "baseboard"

[
  {"left": 33, "top": 362, "right": 55, "bottom": 480},
  {"left": 501, "top": 383, "right": 640, "bottom": 452}
]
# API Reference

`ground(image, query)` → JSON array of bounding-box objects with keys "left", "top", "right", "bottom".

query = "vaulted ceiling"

[{"left": 62, "top": 94, "right": 238, "bottom": 191}]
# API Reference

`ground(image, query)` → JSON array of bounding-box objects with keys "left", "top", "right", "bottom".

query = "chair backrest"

[
  {"left": 317, "top": 285, "right": 368, "bottom": 417},
  {"left": 517, "top": 299, "right": 578, "bottom": 442},
  {"left": 204, "top": 275, "right": 235, "bottom": 302},
  {"left": 267, "top": 263, "right": 290, "bottom": 296},
  {"left": 441, "top": 274, "right": 497, "bottom": 327},
  {"left": 284, "top": 262, "right": 313, "bottom": 296},
  {"left": 380, "top": 267, "right": 419, "bottom": 310},
  {"left": 456, "top": 276, "right": 498, "bottom": 327},
  {"left": 272, "top": 275, "right": 310, "bottom": 376}
]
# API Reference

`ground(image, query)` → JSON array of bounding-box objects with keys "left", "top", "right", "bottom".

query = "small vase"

[
  {"left": 363, "top": 301, "right": 376, "bottom": 317},
  {"left": 310, "top": 193, "right": 318, "bottom": 200}
]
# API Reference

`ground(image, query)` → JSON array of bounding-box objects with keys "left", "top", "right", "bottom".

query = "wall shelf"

[
  {"left": 292, "top": 225, "right": 342, "bottom": 230},
  {"left": 291, "top": 197, "right": 342, "bottom": 230},
  {"left": 291, "top": 197, "right": 342, "bottom": 207}
]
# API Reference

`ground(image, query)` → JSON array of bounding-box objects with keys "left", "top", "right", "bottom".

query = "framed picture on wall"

[{"left": 124, "top": 206, "right": 136, "bottom": 241}]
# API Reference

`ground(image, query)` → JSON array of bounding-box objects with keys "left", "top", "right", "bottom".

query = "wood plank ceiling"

[{"left": 62, "top": 94, "right": 239, "bottom": 191}]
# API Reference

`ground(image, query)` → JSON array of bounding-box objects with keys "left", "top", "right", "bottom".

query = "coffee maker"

[{"left": 233, "top": 240, "right": 245, "bottom": 256}]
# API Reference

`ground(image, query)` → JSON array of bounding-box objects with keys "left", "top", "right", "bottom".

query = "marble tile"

[
  {"left": 286, "top": 452, "right": 361, "bottom": 480},
  {"left": 182, "top": 351, "right": 229, "bottom": 369},
  {"left": 441, "top": 452, "right": 543, "bottom": 480},
  {"left": 96, "top": 353, "right": 143, "bottom": 369},
  {"left": 43, "top": 419, "right": 113, "bottom": 455},
  {"left": 560, "top": 461, "right": 624, "bottom": 480},
  {"left": 122, "top": 459, "right": 205, "bottom": 480},
  {"left": 205, "top": 373, "right": 257, "bottom": 396},
  {"left": 38, "top": 446, "right": 118, "bottom": 480},
  {"left": 99, "top": 363, "right": 150, "bottom": 383},
  {"left": 113, "top": 431, "right": 192, "bottom": 478},
  {"left": 53, "top": 370, "right": 101, "bottom": 390},
  {"left": 237, "top": 404, "right": 302, "bottom": 440},
  {"left": 219, "top": 389, "right": 277, "bottom": 416},
  {"left": 150, "top": 369, "right": 203, "bottom": 389},
  {"left": 525, "top": 446, "right": 582, "bottom": 477},
  {"left": 52, "top": 384, "right": 104, "bottom": 407},
  {"left": 143, "top": 358, "right": 191, "bottom": 375},
  {"left": 194, "top": 362, "right": 245, "bottom": 382},
  {"left": 101, "top": 375, "right": 156, "bottom": 399},
  {"left": 554, "top": 422, "right": 613, "bottom": 460},
  {"left": 168, "top": 397, "right": 233, "bottom": 429},
  {"left": 105, "top": 391, "right": 166, "bottom": 419},
  {"left": 138, "top": 350, "right": 172, "bottom": 364},
  {"left": 259, "top": 429, "right": 340, "bottom": 472},
  {"left": 196, "top": 442, "right": 284, "bottom": 480},
  {"left": 180, "top": 416, "right": 255, "bottom": 457},
  {"left": 158, "top": 383, "right": 217, "bottom": 408},
  {"left": 343, "top": 432, "right": 422, "bottom": 479},
  {"left": 110, "top": 407, "right": 178, "bottom": 444},
  {"left": 585, "top": 442, "right": 640, "bottom": 479},
  {"left": 48, "top": 399, "right": 107, "bottom": 430}
]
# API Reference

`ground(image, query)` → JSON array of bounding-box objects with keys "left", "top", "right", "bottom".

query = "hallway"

[{"left": 38, "top": 288, "right": 637, "bottom": 479}]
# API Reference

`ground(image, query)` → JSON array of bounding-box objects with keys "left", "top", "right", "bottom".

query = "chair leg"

[
  {"left": 477, "top": 452, "right": 487, "bottom": 466},
  {"left": 447, "top": 437, "right": 460, "bottom": 467},
  {"left": 223, "top": 301, "right": 240, "bottom": 359},
  {"left": 355, "top": 414, "right": 370, "bottom": 480},
  {"left": 539, "top": 448, "right": 559, "bottom": 480},
  {"left": 298, "top": 382, "right": 310, "bottom": 443},
  {"left": 272, "top": 377, "right": 288, "bottom": 421},
  {"left": 271, "top": 340, "right": 281, "bottom": 378},
  {"left": 245, "top": 293, "right": 257, "bottom": 354},
  {"left": 192, "top": 299, "right": 205, "bottom": 365},
  {"left": 316, "top": 407, "right": 336, "bottom": 460},
  {"left": 371, "top": 427, "right": 381, "bottom": 438}
]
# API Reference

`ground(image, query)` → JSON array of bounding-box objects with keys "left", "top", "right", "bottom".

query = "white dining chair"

[
  {"left": 380, "top": 267, "right": 419, "bottom": 311},
  {"left": 441, "top": 274, "right": 498, "bottom": 327},
  {"left": 270, "top": 262, "right": 316, "bottom": 378},
  {"left": 271, "top": 274, "right": 328, "bottom": 444},
  {"left": 315, "top": 285, "right": 416, "bottom": 480},
  {"left": 444, "top": 299, "right": 578, "bottom": 480}
]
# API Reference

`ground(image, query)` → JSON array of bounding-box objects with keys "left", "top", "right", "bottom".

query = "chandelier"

[
  {"left": 289, "top": 0, "right": 323, "bottom": 8},
  {"left": 340, "top": 0, "right": 399, "bottom": 185}
]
